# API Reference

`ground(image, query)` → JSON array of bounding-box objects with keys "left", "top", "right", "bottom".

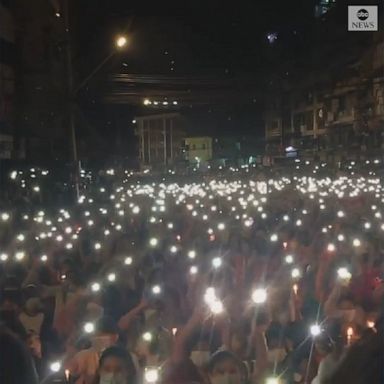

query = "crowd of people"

[{"left": 0, "top": 161, "right": 383, "bottom": 384}]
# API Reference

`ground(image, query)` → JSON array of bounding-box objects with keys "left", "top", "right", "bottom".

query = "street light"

[{"left": 116, "top": 35, "right": 128, "bottom": 48}]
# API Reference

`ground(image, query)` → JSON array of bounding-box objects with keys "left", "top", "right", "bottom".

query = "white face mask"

[
  {"left": 99, "top": 373, "right": 126, "bottom": 384},
  {"left": 210, "top": 373, "right": 242, "bottom": 384},
  {"left": 190, "top": 350, "right": 211, "bottom": 367},
  {"left": 267, "top": 348, "right": 287, "bottom": 364}
]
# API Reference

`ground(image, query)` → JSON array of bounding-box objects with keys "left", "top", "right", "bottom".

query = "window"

[{"left": 339, "top": 95, "right": 346, "bottom": 112}]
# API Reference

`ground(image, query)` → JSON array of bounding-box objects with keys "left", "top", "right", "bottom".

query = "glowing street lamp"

[{"left": 115, "top": 35, "right": 128, "bottom": 48}]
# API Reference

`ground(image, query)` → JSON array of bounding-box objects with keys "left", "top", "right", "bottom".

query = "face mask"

[
  {"left": 210, "top": 373, "right": 242, "bottom": 384},
  {"left": 340, "top": 309, "right": 356, "bottom": 322},
  {"left": 190, "top": 350, "right": 211, "bottom": 367},
  {"left": 267, "top": 348, "right": 287, "bottom": 364},
  {"left": 99, "top": 373, "right": 126, "bottom": 384}
]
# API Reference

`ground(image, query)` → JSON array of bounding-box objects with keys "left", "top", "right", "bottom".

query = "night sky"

[{"left": 70, "top": 0, "right": 371, "bottom": 156}]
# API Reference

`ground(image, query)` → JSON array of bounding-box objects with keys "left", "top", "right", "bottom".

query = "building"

[
  {"left": 184, "top": 136, "right": 212, "bottom": 164},
  {"left": 265, "top": 11, "right": 384, "bottom": 161},
  {"left": 0, "top": 0, "right": 15, "bottom": 158},
  {"left": 134, "top": 113, "right": 185, "bottom": 170}
]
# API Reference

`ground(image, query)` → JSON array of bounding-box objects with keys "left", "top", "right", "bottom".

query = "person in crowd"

[
  {"left": 19, "top": 296, "right": 45, "bottom": 335},
  {"left": 93, "top": 346, "right": 136, "bottom": 384},
  {"left": 0, "top": 162, "right": 383, "bottom": 384},
  {"left": 0, "top": 325, "right": 38, "bottom": 384},
  {"left": 206, "top": 351, "right": 245, "bottom": 384},
  {"left": 67, "top": 316, "right": 120, "bottom": 384}
]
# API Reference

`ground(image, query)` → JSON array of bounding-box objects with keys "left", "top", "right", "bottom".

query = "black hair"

[
  {"left": 0, "top": 326, "right": 38, "bottom": 384},
  {"left": 206, "top": 350, "right": 244, "bottom": 374},
  {"left": 96, "top": 316, "right": 119, "bottom": 335},
  {"left": 99, "top": 346, "right": 136, "bottom": 383}
]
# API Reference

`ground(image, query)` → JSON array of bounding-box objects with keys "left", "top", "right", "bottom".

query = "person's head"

[
  {"left": 92, "top": 316, "right": 119, "bottom": 352},
  {"left": 135, "top": 330, "right": 161, "bottom": 361},
  {"left": 26, "top": 330, "right": 42, "bottom": 358},
  {"left": 229, "top": 326, "right": 248, "bottom": 357},
  {"left": 207, "top": 351, "right": 244, "bottom": 384},
  {"left": 0, "top": 326, "right": 38, "bottom": 384},
  {"left": 23, "top": 297, "right": 43, "bottom": 316},
  {"left": 0, "top": 287, "right": 21, "bottom": 311},
  {"left": 98, "top": 346, "right": 136, "bottom": 384}
]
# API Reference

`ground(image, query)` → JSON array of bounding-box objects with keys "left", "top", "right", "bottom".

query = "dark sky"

[
  {"left": 75, "top": 0, "right": 316, "bottom": 75},
  {"left": 71, "top": 0, "right": 319, "bottom": 153}
]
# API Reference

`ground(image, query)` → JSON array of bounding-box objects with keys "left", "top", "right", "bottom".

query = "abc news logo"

[
  {"left": 356, "top": 9, "right": 369, "bottom": 20},
  {"left": 348, "top": 6, "right": 378, "bottom": 31}
]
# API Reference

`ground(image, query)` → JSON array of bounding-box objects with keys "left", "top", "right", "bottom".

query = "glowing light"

[
  {"left": 116, "top": 35, "right": 128, "bottom": 48},
  {"left": 149, "top": 238, "right": 158, "bottom": 247},
  {"left": 143, "top": 332, "right": 153, "bottom": 342},
  {"left": 188, "top": 250, "right": 196, "bottom": 259},
  {"left": 367, "top": 320, "right": 375, "bottom": 329},
  {"left": 212, "top": 257, "right": 222, "bottom": 269},
  {"left": 132, "top": 206, "right": 140, "bottom": 214},
  {"left": 210, "top": 299, "right": 224, "bottom": 314},
  {"left": 41, "top": 255, "right": 48, "bottom": 262},
  {"left": 94, "top": 243, "right": 102, "bottom": 250},
  {"left": 91, "top": 282, "right": 101, "bottom": 292},
  {"left": 124, "top": 256, "right": 133, "bottom": 265},
  {"left": 190, "top": 265, "right": 198, "bottom": 275},
  {"left": 1, "top": 212, "right": 10, "bottom": 222},
  {"left": 50, "top": 361, "right": 61, "bottom": 373},
  {"left": 310, "top": 324, "right": 322, "bottom": 337},
  {"left": 285, "top": 255, "right": 294, "bottom": 264},
  {"left": 107, "top": 273, "right": 116, "bottom": 282},
  {"left": 291, "top": 268, "right": 301, "bottom": 279},
  {"left": 84, "top": 322, "right": 95, "bottom": 333},
  {"left": 353, "top": 238, "right": 361, "bottom": 247},
  {"left": 327, "top": 243, "right": 336, "bottom": 252},
  {"left": 337, "top": 234, "right": 345, "bottom": 242},
  {"left": 265, "top": 378, "right": 280, "bottom": 384},
  {"left": 252, "top": 288, "right": 267, "bottom": 304},
  {"left": 337, "top": 267, "right": 352, "bottom": 280},
  {"left": 17, "top": 234, "right": 25, "bottom": 242},
  {"left": 217, "top": 223, "right": 225, "bottom": 231},
  {"left": 0, "top": 253, "right": 8, "bottom": 262},
  {"left": 152, "top": 285, "right": 162, "bottom": 295},
  {"left": 270, "top": 234, "right": 278, "bottom": 242},
  {"left": 170, "top": 245, "right": 178, "bottom": 253},
  {"left": 15, "top": 251, "right": 25, "bottom": 261},
  {"left": 144, "top": 367, "right": 159, "bottom": 383}
]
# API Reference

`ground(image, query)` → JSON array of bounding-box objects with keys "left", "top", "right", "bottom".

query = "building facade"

[
  {"left": 184, "top": 136, "right": 212, "bottom": 164},
  {"left": 134, "top": 113, "right": 185, "bottom": 169},
  {"left": 265, "top": 36, "right": 384, "bottom": 160},
  {"left": 0, "top": 0, "right": 15, "bottom": 158}
]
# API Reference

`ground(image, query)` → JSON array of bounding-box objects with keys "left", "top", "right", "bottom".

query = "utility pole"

[{"left": 63, "top": 0, "right": 79, "bottom": 199}]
